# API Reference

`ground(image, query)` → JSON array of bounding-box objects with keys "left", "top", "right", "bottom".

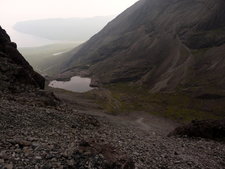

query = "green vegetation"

[
  {"left": 19, "top": 43, "right": 79, "bottom": 75},
  {"left": 93, "top": 83, "right": 225, "bottom": 123},
  {"left": 191, "top": 47, "right": 210, "bottom": 55}
]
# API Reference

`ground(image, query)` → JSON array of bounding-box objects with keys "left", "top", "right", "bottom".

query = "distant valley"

[
  {"left": 17, "top": 0, "right": 225, "bottom": 122},
  {"left": 19, "top": 43, "right": 79, "bottom": 76},
  {"left": 16, "top": 16, "right": 115, "bottom": 76}
]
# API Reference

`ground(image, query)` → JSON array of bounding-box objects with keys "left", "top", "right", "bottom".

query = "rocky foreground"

[{"left": 0, "top": 91, "right": 224, "bottom": 169}]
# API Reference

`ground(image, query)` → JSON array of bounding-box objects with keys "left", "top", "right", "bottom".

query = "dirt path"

[
  {"left": 48, "top": 87, "right": 178, "bottom": 136},
  {"left": 136, "top": 117, "right": 150, "bottom": 130}
]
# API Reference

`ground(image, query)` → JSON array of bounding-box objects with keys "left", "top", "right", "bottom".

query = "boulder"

[{"left": 168, "top": 119, "right": 225, "bottom": 141}]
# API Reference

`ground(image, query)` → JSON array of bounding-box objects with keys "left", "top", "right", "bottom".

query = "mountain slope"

[
  {"left": 0, "top": 26, "right": 45, "bottom": 91},
  {"left": 62, "top": 0, "right": 225, "bottom": 93}
]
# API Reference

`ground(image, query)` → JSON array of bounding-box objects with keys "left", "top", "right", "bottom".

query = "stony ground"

[{"left": 0, "top": 91, "right": 225, "bottom": 169}]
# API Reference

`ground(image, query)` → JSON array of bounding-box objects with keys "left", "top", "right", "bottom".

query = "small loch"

[{"left": 49, "top": 76, "right": 93, "bottom": 93}]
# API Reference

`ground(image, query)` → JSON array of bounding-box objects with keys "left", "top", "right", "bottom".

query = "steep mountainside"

[
  {"left": 0, "top": 26, "right": 45, "bottom": 92},
  {"left": 62, "top": 0, "right": 225, "bottom": 93}
]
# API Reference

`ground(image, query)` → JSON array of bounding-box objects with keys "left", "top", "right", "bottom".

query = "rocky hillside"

[
  {"left": 0, "top": 26, "right": 45, "bottom": 92},
  {"left": 0, "top": 26, "right": 136, "bottom": 168},
  {"left": 62, "top": 0, "right": 225, "bottom": 93},
  {"left": 0, "top": 26, "right": 225, "bottom": 169}
]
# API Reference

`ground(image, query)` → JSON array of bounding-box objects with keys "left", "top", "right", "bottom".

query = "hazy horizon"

[
  {"left": 0, "top": 0, "right": 138, "bottom": 47},
  {"left": 0, "top": 0, "right": 139, "bottom": 26},
  {"left": 13, "top": 16, "right": 115, "bottom": 47}
]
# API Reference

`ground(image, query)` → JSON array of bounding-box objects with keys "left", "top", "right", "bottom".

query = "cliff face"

[
  {"left": 63, "top": 0, "right": 225, "bottom": 93},
  {"left": 0, "top": 26, "right": 45, "bottom": 92}
]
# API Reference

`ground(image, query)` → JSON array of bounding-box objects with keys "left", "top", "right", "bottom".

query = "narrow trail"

[
  {"left": 135, "top": 117, "right": 151, "bottom": 131},
  {"left": 49, "top": 87, "right": 178, "bottom": 136}
]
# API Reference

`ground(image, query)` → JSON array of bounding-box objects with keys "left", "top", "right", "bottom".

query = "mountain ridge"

[{"left": 60, "top": 0, "right": 225, "bottom": 94}]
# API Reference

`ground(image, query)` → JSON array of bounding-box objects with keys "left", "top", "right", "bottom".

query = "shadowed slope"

[
  {"left": 0, "top": 26, "right": 45, "bottom": 92},
  {"left": 62, "top": 0, "right": 225, "bottom": 94}
]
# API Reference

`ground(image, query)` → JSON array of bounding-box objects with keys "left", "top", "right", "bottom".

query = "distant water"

[
  {"left": 3, "top": 24, "right": 73, "bottom": 47},
  {"left": 53, "top": 51, "right": 67, "bottom": 56},
  {"left": 49, "top": 76, "right": 93, "bottom": 93}
]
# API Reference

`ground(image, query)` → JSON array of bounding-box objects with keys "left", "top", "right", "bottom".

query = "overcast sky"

[{"left": 0, "top": 0, "right": 138, "bottom": 26}]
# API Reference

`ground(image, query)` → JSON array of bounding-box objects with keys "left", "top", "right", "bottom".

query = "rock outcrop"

[
  {"left": 168, "top": 119, "right": 225, "bottom": 141},
  {"left": 62, "top": 0, "right": 225, "bottom": 93},
  {"left": 0, "top": 26, "right": 45, "bottom": 92}
]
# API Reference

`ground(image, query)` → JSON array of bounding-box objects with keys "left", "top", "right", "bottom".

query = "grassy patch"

[
  {"left": 95, "top": 83, "right": 225, "bottom": 123},
  {"left": 191, "top": 47, "right": 210, "bottom": 56}
]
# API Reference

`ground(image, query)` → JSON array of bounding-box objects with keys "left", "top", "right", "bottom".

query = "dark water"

[{"left": 49, "top": 76, "right": 93, "bottom": 93}]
